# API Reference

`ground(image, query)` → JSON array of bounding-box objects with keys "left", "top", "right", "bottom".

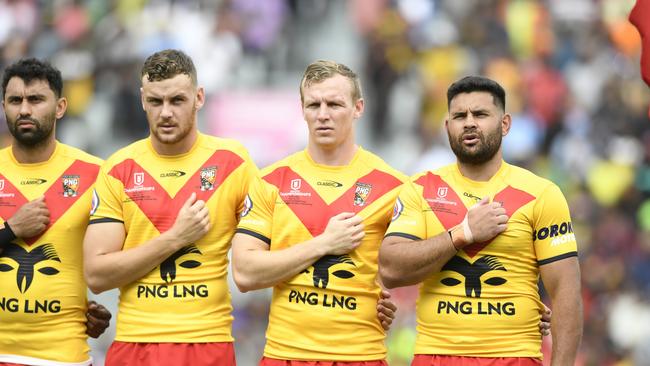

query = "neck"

[
  {"left": 457, "top": 152, "right": 503, "bottom": 182},
  {"left": 12, "top": 138, "right": 57, "bottom": 164},
  {"left": 307, "top": 141, "right": 358, "bottom": 166},
  {"left": 151, "top": 129, "right": 198, "bottom": 156}
]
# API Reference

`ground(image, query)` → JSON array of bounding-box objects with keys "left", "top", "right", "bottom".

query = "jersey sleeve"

[
  {"left": 89, "top": 162, "right": 125, "bottom": 224},
  {"left": 233, "top": 149, "right": 260, "bottom": 217},
  {"left": 235, "top": 174, "right": 277, "bottom": 244},
  {"left": 384, "top": 179, "right": 428, "bottom": 241},
  {"left": 532, "top": 183, "right": 578, "bottom": 265}
]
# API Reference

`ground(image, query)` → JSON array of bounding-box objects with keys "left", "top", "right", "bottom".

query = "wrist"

[
  {"left": 1, "top": 221, "right": 18, "bottom": 246},
  {"left": 448, "top": 215, "right": 474, "bottom": 250}
]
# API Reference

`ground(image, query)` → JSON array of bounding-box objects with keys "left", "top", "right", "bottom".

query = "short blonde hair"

[{"left": 300, "top": 60, "right": 362, "bottom": 103}]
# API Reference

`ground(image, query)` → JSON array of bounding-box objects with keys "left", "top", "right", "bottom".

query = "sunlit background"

[{"left": 1, "top": 0, "right": 649, "bottom": 365}]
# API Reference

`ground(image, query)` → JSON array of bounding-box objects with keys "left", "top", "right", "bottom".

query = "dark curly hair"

[{"left": 2, "top": 58, "right": 63, "bottom": 98}]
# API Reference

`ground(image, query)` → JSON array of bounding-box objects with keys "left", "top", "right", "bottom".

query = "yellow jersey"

[
  {"left": 237, "top": 148, "right": 405, "bottom": 361},
  {"left": 0, "top": 142, "right": 101, "bottom": 365},
  {"left": 385, "top": 162, "right": 578, "bottom": 357},
  {"left": 90, "top": 133, "right": 257, "bottom": 342}
]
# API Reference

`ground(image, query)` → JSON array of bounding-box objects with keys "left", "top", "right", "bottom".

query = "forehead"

[
  {"left": 4, "top": 77, "right": 55, "bottom": 97},
  {"left": 302, "top": 74, "right": 354, "bottom": 101},
  {"left": 141, "top": 73, "right": 194, "bottom": 95},
  {"left": 449, "top": 91, "right": 497, "bottom": 111}
]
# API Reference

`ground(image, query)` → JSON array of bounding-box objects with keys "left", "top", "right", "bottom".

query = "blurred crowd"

[{"left": 1, "top": 0, "right": 649, "bottom": 365}]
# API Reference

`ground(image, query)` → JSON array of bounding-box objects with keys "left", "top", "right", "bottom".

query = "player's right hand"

[
  {"left": 7, "top": 196, "right": 50, "bottom": 238},
  {"left": 466, "top": 197, "right": 508, "bottom": 244},
  {"left": 320, "top": 212, "right": 364, "bottom": 255},
  {"left": 169, "top": 192, "right": 210, "bottom": 246}
]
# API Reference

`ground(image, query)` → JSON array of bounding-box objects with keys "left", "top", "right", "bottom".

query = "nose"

[
  {"left": 18, "top": 100, "right": 32, "bottom": 117},
  {"left": 160, "top": 101, "right": 173, "bottom": 119},
  {"left": 317, "top": 103, "right": 329, "bottom": 121},
  {"left": 463, "top": 112, "right": 478, "bottom": 129}
]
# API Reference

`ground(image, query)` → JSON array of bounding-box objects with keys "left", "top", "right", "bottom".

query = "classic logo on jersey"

[
  {"left": 353, "top": 183, "right": 372, "bottom": 207},
  {"left": 241, "top": 194, "right": 253, "bottom": 217},
  {"left": 463, "top": 191, "right": 481, "bottom": 202},
  {"left": 0, "top": 243, "right": 60, "bottom": 293},
  {"left": 20, "top": 178, "right": 47, "bottom": 185},
  {"left": 392, "top": 198, "right": 404, "bottom": 222},
  {"left": 302, "top": 254, "right": 356, "bottom": 289},
  {"left": 159, "top": 245, "right": 202, "bottom": 284},
  {"left": 317, "top": 180, "right": 343, "bottom": 188},
  {"left": 62, "top": 175, "right": 80, "bottom": 197},
  {"left": 160, "top": 170, "right": 186, "bottom": 178},
  {"left": 200, "top": 166, "right": 217, "bottom": 191},
  {"left": 534, "top": 221, "right": 575, "bottom": 246}
]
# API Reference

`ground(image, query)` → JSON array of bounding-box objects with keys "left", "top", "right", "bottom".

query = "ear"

[
  {"left": 501, "top": 113, "right": 512, "bottom": 136},
  {"left": 195, "top": 86, "right": 205, "bottom": 110},
  {"left": 55, "top": 97, "right": 68, "bottom": 120},
  {"left": 140, "top": 87, "right": 146, "bottom": 110},
  {"left": 353, "top": 98, "right": 365, "bottom": 120}
]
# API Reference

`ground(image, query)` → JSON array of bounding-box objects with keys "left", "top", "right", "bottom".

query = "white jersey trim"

[{"left": 0, "top": 354, "right": 92, "bottom": 366}]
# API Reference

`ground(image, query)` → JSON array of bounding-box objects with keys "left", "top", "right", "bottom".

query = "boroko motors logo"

[
  {"left": 136, "top": 245, "right": 208, "bottom": 299},
  {"left": 289, "top": 255, "right": 358, "bottom": 310},
  {"left": 437, "top": 255, "right": 515, "bottom": 316},
  {"left": 0, "top": 243, "right": 62, "bottom": 314}
]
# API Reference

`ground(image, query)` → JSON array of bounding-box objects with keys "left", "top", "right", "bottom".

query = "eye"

[
  {"left": 484, "top": 277, "right": 507, "bottom": 286},
  {"left": 441, "top": 277, "right": 461, "bottom": 286}
]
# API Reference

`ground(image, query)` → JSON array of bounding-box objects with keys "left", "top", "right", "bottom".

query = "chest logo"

[
  {"left": 200, "top": 166, "right": 217, "bottom": 191},
  {"left": 0, "top": 243, "right": 61, "bottom": 293},
  {"left": 440, "top": 255, "right": 507, "bottom": 297},
  {"left": 302, "top": 254, "right": 356, "bottom": 288},
  {"left": 62, "top": 175, "right": 80, "bottom": 197},
  {"left": 353, "top": 183, "right": 372, "bottom": 207}
]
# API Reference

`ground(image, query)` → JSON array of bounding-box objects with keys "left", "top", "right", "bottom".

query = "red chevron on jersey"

[
  {"left": 415, "top": 173, "right": 467, "bottom": 230},
  {"left": 0, "top": 174, "right": 29, "bottom": 222},
  {"left": 415, "top": 173, "right": 535, "bottom": 258},
  {"left": 0, "top": 160, "right": 99, "bottom": 246},
  {"left": 108, "top": 150, "right": 243, "bottom": 232},
  {"left": 263, "top": 167, "right": 402, "bottom": 237}
]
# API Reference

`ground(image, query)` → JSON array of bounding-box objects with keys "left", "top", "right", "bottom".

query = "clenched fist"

[
  {"left": 7, "top": 196, "right": 50, "bottom": 238},
  {"left": 320, "top": 212, "right": 365, "bottom": 255}
]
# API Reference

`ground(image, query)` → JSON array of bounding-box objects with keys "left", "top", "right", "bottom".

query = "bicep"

[
  {"left": 232, "top": 232, "right": 270, "bottom": 258},
  {"left": 83, "top": 222, "right": 126, "bottom": 258},
  {"left": 539, "top": 256, "right": 581, "bottom": 297}
]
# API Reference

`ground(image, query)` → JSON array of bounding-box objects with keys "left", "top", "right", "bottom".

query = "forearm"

[
  {"left": 550, "top": 290, "right": 583, "bottom": 365},
  {"left": 379, "top": 232, "right": 457, "bottom": 288},
  {"left": 85, "top": 231, "right": 183, "bottom": 293},
  {"left": 234, "top": 236, "right": 328, "bottom": 292}
]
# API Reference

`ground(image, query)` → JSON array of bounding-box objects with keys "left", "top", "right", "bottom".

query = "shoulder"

[
  {"left": 57, "top": 143, "right": 103, "bottom": 166},
  {"left": 198, "top": 135, "right": 251, "bottom": 158},
  {"left": 505, "top": 164, "right": 558, "bottom": 197},
  {"left": 359, "top": 149, "right": 408, "bottom": 182},
  {"left": 259, "top": 151, "right": 303, "bottom": 177}
]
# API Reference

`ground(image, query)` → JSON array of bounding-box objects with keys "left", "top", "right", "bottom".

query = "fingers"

[
  {"left": 86, "top": 302, "right": 111, "bottom": 338},
  {"left": 183, "top": 192, "right": 197, "bottom": 208}
]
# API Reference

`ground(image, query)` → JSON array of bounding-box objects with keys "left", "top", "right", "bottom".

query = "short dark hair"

[
  {"left": 447, "top": 76, "right": 506, "bottom": 111},
  {"left": 141, "top": 49, "right": 197, "bottom": 85},
  {"left": 300, "top": 60, "right": 362, "bottom": 102},
  {"left": 2, "top": 58, "right": 63, "bottom": 98}
]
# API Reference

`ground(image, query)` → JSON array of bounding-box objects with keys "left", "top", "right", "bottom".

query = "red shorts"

[
  {"left": 412, "top": 355, "right": 542, "bottom": 366},
  {"left": 105, "top": 341, "right": 235, "bottom": 366},
  {"left": 260, "top": 357, "right": 387, "bottom": 366}
]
